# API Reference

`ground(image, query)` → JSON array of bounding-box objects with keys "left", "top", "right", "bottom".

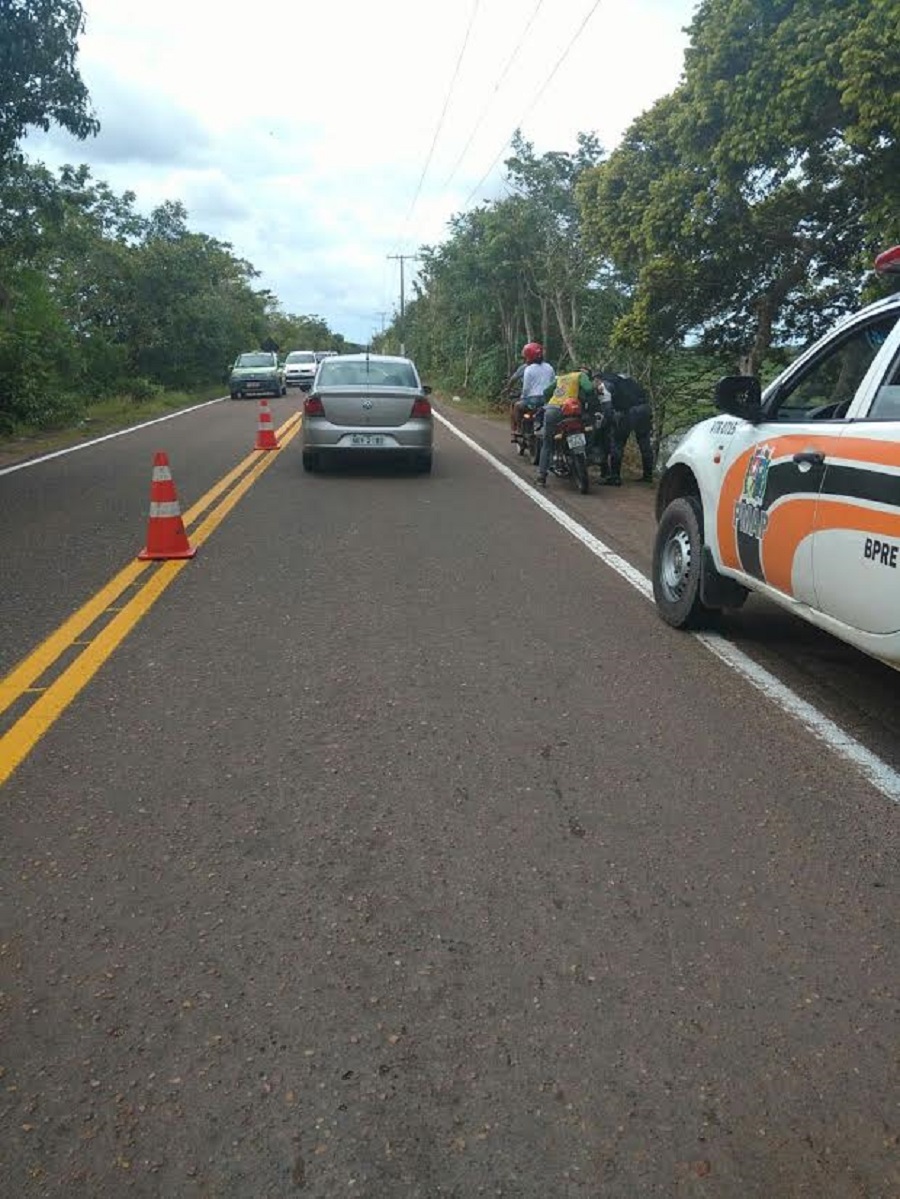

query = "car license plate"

[
  {"left": 246, "top": 381, "right": 260, "bottom": 388},
  {"left": 349, "top": 434, "right": 385, "bottom": 447},
  {"left": 568, "top": 432, "right": 586, "bottom": 449}
]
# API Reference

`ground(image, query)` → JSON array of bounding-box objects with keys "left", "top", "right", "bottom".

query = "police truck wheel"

[{"left": 652, "top": 495, "right": 714, "bottom": 629}]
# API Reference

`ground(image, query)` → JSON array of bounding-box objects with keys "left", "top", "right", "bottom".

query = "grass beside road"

[
  {"left": 0, "top": 386, "right": 225, "bottom": 469},
  {"left": 437, "top": 389, "right": 506, "bottom": 419}
]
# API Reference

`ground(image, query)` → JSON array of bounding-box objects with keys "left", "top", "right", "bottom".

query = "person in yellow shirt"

[{"left": 535, "top": 367, "right": 596, "bottom": 486}]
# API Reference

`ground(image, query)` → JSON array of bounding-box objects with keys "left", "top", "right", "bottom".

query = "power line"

[
  {"left": 441, "top": 0, "right": 547, "bottom": 193},
  {"left": 461, "top": 0, "right": 605, "bottom": 211},
  {"left": 404, "top": 0, "right": 482, "bottom": 232}
]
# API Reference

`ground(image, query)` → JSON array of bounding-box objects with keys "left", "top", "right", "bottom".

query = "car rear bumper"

[
  {"left": 302, "top": 419, "right": 433, "bottom": 451},
  {"left": 230, "top": 378, "right": 281, "bottom": 395}
]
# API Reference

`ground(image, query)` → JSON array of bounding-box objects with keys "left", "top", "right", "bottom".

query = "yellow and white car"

[{"left": 653, "top": 246, "right": 900, "bottom": 667}]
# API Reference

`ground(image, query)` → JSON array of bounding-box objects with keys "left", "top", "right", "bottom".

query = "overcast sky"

[{"left": 26, "top": 0, "right": 700, "bottom": 345}]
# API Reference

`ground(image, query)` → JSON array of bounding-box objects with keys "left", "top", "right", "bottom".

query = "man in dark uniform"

[{"left": 593, "top": 370, "right": 654, "bottom": 485}]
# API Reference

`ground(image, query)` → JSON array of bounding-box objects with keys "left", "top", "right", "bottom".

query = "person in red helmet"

[{"left": 510, "top": 341, "right": 554, "bottom": 439}]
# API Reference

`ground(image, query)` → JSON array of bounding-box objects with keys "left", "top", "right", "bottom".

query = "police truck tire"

[{"left": 652, "top": 495, "right": 715, "bottom": 629}]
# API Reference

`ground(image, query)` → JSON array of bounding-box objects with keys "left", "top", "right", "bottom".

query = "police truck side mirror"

[{"left": 715, "top": 375, "right": 762, "bottom": 424}]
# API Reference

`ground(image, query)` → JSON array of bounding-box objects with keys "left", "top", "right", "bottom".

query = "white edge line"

[
  {"left": 0, "top": 396, "right": 228, "bottom": 478},
  {"left": 435, "top": 409, "right": 900, "bottom": 805}
]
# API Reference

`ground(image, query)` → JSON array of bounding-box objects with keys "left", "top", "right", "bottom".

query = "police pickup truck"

[{"left": 652, "top": 246, "right": 900, "bottom": 668}]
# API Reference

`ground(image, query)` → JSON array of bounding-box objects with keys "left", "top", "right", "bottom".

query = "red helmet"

[{"left": 522, "top": 341, "right": 543, "bottom": 364}]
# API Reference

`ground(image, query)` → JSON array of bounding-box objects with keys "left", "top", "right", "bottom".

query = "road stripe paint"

[
  {"left": 0, "top": 420, "right": 303, "bottom": 787},
  {"left": 0, "top": 559, "right": 150, "bottom": 719},
  {"left": 435, "top": 410, "right": 900, "bottom": 805},
  {"left": 0, "top": 396, "right": 229, "bottom": 478},
  {"left": 180, "top": 412, "right": 301, "bottom": 529},
  {"left": 0, "top": 411, "right": 301, "bottom": 723}
]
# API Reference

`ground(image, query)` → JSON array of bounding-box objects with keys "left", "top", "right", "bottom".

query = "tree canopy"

[
  {"left": 0, "top": 0, "right": 348, "bottom": 432},
  {"left": 0, "top": 0, "right": 98, "bottom": 163},
  {"left": 381, "top": 0, "right": 898, "bottom": 452}
]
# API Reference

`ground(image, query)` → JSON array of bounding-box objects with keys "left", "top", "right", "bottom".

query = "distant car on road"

[
  {"left": 301, "top": 353, "right": 433, "bottom": 474},
  {"left": 315, "top": 350, "right": 339, "bottom": 362},
  {"left": 229, "top": 351, "right": 285, "bottom": 399},
  {"left": 283, "top": 350, "right": 318, "bottom": 390},
  {"left": 652, "top": 244, "right": 900, "bottom": 667}
]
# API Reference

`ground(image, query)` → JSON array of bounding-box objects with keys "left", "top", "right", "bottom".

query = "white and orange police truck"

[{"left": 653, "top": 246, "right": 900, "bottom": 667}]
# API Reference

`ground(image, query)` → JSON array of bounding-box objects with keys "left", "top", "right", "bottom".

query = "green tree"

[
  {"left": 398, "top": 131, "right": 622, "bottom": 399},
  {"left": 504, "top": 130, "right": 605, "bottom": 364},
  {"left": 0, "top": 0, "right": 98, "bottom": 162},
  {"left": 578, "top": 0, "right": 900, "bottom": 374}
]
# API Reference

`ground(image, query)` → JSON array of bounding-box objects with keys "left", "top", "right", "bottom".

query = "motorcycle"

[
  {"left": 512, "top": 404, "right": 540, "bottom": 465},
  {"left": 535, "top": 402, "right": 592, "bottom": 494}
]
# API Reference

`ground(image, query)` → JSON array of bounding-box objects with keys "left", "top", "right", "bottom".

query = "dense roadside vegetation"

[
  {"left": 377, "top": 0, "right": 900, "bottom": 451},
  {"left": 2, "top": 0, "right": 898, "bottom": 455},
  {"left": 0, "top": 0, "right": 347, "bottom": 440}
]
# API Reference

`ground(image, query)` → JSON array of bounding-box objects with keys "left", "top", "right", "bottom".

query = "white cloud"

[{"left": 24, "top": 0, "right": 699, "bottom": 344}]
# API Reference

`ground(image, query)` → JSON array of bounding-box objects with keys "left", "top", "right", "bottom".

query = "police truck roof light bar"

[{"left": 874, "top": 246, "right": 900, "bottom": 275}]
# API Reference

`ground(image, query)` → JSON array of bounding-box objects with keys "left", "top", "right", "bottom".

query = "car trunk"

[{"left": 319, "top": 387, "right": 418, "bottom": 428}]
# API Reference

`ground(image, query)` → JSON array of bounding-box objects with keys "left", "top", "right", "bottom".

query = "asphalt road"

[{"left": 0, "top": 396, "right": 897, "bottom": 1197}]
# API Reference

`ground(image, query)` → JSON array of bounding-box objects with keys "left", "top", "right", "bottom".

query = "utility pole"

[{"left": 387, "top": 254, "right": 418, "bottom": 356}]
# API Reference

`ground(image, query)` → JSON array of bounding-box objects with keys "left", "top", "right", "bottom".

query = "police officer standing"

[{"left": 593, "top": 369, "right": 654, "bottom": 485}]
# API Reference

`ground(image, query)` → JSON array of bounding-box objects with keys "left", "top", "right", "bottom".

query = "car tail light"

[
  {"left": 410, "top": 396, "right": 431, "bottom": 418},
  {"left": 304, "top": 394, "right": 325, "bottom": 416}
]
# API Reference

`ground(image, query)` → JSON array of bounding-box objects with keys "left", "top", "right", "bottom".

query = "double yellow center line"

[{"left": 0, "top": 411, "right": 303, "bottom": 787}]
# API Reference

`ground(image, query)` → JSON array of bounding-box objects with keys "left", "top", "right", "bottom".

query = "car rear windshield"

[
  {"left": 286, "top": 351, "right": 317, "bottom": 363},
  {"left": 318, "top": 361, "right": 419, "bottom": 388},
  {"left": 236, "top": 353, "right": 274, "bottom": 367}
]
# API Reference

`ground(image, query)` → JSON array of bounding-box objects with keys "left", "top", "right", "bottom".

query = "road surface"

[{"left": 0, "top": 396, "right": 897, "bottom": 1197}]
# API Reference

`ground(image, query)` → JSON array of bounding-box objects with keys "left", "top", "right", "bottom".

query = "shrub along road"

[{"left": 0, "top": 395, "right": 897, "bottom": 1196}]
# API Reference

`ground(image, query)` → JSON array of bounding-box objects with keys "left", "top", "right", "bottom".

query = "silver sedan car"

[{"left": 301, "top": 353, "right": 434, "bottom": 473}]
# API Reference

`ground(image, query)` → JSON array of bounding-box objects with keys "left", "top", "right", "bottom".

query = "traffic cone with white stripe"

[
  {"left": 138, "top": 451, "right": 197, "bottom": 560},
  {"left": 254, "top": 398, "right": 279, "bottom": 451}
]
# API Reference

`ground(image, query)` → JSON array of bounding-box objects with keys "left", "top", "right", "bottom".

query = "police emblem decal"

[{"left": 734, "top": 444, "right": 773, "bottom": 538}]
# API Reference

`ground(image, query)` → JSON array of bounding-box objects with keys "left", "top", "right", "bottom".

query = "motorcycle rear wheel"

[{"left": 572, "top": 453, "right": 590, "bottom": 494}]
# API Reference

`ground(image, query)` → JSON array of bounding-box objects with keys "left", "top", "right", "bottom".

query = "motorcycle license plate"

[{"left": 567, "top": 432, "right": 586, "bottom": 449}]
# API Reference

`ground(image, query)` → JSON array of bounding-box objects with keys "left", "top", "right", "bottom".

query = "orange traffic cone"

[
  {"left": 138, "top": 451, "right": 197, "bottom": 560},
  {"left": 254, "top": 398, "right": 279, "bottom": 451}
]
